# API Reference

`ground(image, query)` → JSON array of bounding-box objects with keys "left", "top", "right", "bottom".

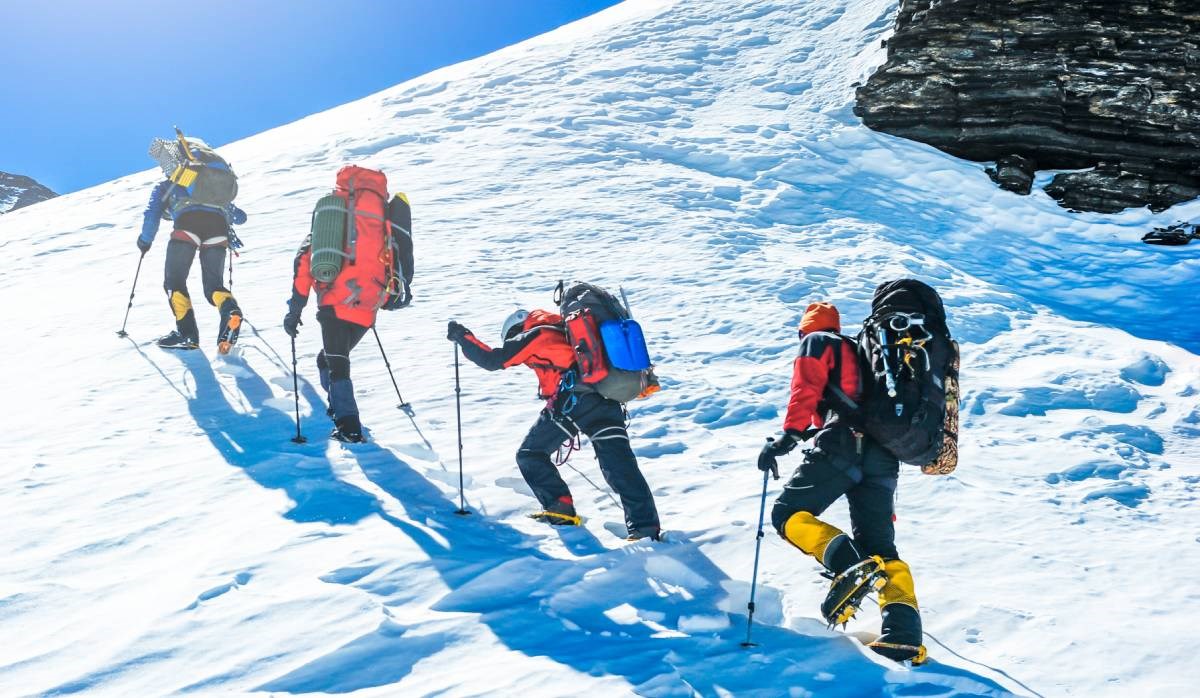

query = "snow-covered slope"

[
  {"left": 3, "top": 1, "right": 1198, "bottom": 696},
  {"left": 0, "top": 171, "right": 57, "bottom": 213}
]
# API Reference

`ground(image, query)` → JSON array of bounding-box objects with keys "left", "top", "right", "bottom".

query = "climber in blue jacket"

[{"left": 137, "top": 140, "right": 247, "bottom": 353}]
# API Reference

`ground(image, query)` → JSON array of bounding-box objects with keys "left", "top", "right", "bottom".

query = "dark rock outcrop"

[
  {"left": 985, "top": 154, "right": 1036, "bottom": 195},
  {"left": 854, "top": 0, "right": 1200, "bottom": 213},
  {"left": 0, "top": 171, "right": 58, "bottom": 213}
]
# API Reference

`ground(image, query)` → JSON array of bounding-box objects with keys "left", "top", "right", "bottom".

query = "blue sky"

[{"left": 0, "top": 0, "right": 621, "bottom": 194}]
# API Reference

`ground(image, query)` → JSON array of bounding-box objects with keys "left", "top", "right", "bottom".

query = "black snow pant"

[
  {"left": 316, "top": 306, "right": 370, "bottom": 429},
  {"left": 517, "top": 391, "right": 660, "bottom": 537},
  {"left": 162, "top": 225, "right": 236, "bottom": 342},
  {"left": 771, "top": 423, "right": 922, "bottom": 648},
  {"left": 771, "top": 423, "right": 900, "bottom": 565}
]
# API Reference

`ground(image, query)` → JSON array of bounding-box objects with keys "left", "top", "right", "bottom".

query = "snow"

[{"left": 2, "top": 0, "right": 1199, "bottom": 696}]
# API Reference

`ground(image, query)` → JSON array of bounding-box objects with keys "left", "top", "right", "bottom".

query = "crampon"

[{"left": 821, "top": 555, "right": 887, "bottom": 627}]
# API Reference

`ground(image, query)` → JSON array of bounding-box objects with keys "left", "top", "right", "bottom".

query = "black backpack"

[
  {"left": 855, "top": 279, "right": 955, "bottom": 466},
  {"left": 385, "top": 193, "right": 414, "bottom": 308}
]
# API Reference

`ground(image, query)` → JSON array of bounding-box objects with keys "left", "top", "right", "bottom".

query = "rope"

[
  {"left": 564, "top": 460, "right": 621, "bottom": 509},
  {"left": 922, "top": 629, "right": 1046, "bottom": 698},
  {"left": 242, "top": 319, "right": 293, "bottom": 375},
  {"left": 554, "top": 433, "right": 581, "bottom": 466},
  {"left": 862, "top": 591, "right": 1045, "bottom": 698}
]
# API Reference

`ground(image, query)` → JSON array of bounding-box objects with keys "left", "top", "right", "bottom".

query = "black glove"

[
  {"left": 136, "top": 237, "right": 152, "bottom": 253},
  {"left": 757, "top": 433, "right": 800, "bottom": 479},
  {"left": 447, "top": 320, "right": 470, "bottom": 343},
  {"left": 283, "top": 310, "right": 302, "bottom": 338}
]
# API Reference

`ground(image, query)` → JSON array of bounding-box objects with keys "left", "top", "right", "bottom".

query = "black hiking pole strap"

[
  {"left": 742, "top": 466, "right": 773, "bottom": 647},
  {"left": 453, "top": 343, "right": 469, "bottom": 516},
  {"left": 117, "top": 251, "right": 146, "bottom": 337},
  {"left": 372, "top": 325, "right": 414, "bottom": 415},
  {"left": 290, "top": 335, "right": 307, "bottom": 444}
]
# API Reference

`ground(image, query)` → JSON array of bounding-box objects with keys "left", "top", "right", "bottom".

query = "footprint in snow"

[
  {"left": 495, "top": 477, "right": 534, "bottom": 496},
  {"left": 1082, "top": 482, "right": 1151, "bottom": 508},
  {"left": 186, "top": 572, "right": 252, "bottom": 610}
]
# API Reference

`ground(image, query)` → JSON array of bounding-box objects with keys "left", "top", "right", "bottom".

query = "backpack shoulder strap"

[{"left": 822, "top": 333, "right": 861, "bottom": 420}]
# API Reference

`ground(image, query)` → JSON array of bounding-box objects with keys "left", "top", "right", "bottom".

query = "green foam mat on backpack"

[{"left": 310, "top": 194, "right": 348, "bottom": 283}]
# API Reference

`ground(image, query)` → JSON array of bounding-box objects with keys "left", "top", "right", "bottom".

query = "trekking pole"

[
  {"left": 289, "top": 335, "right": 307, "bottom": 444},
  {"left": 453, "top": 343, "right": 470, "bottom": 516},
  {"left": 116, "top": 250, "right": 147, "bottom": 337},
  {"left": 372, "top": 325, "right": 414, "bottom": 416},
  {"left": 742, "top": 455, "right": 779, "bottom": 647}
]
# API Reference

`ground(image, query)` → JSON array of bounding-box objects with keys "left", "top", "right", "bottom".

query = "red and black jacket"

[
  {"left": 783, "top": 331, "right": 862, "bottom": 433},
  {"left": 459, "top": 311, "right": 587, "bottom": 400}
]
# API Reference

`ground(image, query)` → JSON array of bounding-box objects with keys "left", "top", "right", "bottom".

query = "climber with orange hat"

[{"left": 757, "top": 301, "right": 926, "bottom": 664}]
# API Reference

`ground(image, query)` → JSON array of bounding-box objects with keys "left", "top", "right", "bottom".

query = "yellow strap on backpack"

[{"left": 170, "top": 165, "right": 199, "bottom": 188}]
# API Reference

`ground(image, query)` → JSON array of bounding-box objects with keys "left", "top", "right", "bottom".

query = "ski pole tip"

[{"left": 454, "top": 509, "right": 471, "bottom": 516}]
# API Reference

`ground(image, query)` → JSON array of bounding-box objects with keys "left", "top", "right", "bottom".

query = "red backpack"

[{"left": 310, "top": 166, "right": 401, "bottom": 319}]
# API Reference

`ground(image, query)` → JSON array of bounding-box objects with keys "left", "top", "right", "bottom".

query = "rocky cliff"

[
  {"left": 0, "top": 171, "right": 58, "bottom": 213},
  {"left": 853, "top": 0, "right": 1200, "bottom": 214}
]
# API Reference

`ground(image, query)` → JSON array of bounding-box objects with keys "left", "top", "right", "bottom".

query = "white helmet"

[{"left": 501, "top": 309, "right": 530, "bottom": 341}]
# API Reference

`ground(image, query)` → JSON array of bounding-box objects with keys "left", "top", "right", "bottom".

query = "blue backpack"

[{"left": 555, "top": 281, "right": 659, "bottom": 403}]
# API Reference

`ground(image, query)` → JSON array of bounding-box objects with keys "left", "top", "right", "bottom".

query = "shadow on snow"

[{"left": 104, "top": 343, "right": 1015, "bottom": 697}]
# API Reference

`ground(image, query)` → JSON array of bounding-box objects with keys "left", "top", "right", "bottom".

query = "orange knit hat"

[{"left": 799, "top": 302, "right": 840, "bottom": 335}]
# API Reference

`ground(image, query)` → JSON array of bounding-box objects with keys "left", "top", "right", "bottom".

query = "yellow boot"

[
  {"left": 869, "top": 559, "right": 927, "bottom": 664},
  {"left": 781, "top": 511, "right": 861, "bottom": 572}
]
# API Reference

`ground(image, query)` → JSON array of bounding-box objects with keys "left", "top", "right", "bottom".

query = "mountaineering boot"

[
  {"left": 870, "top": 620, "right": 928, "bottom": 664},
  {"left": 164, "top": 290, "right": 201, "bottom": 349},
  {"left": 216, "top": 297, "right": 242, "bottom": 355},
  {"left": 528, "top": 496, "right": 581, "bottom": 526},
  {"left": 156, "top": 330, "right": 199, "bottom": 350},
  {"left": 330, "top": 415, "right": 366, "bottom": 443},
  {"left": 821, "top": 555, "right": 887, "bottom": 627},
  {"left": 870, "top": 559, "right": 927, "bottom": 664},
  {"left": 626, "top": 526, "right": 662, "bottom": 542}
]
